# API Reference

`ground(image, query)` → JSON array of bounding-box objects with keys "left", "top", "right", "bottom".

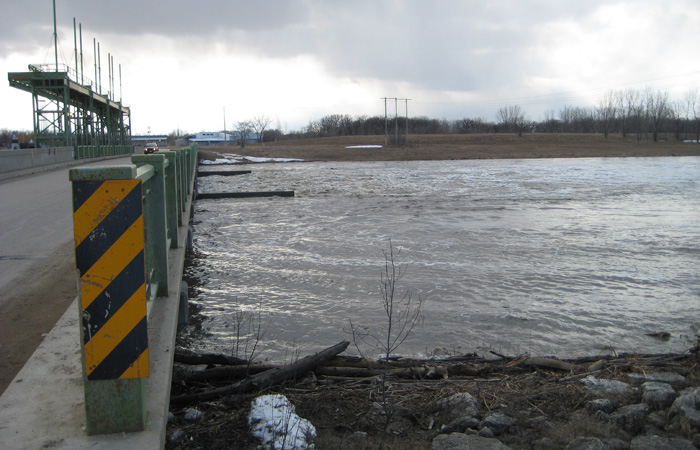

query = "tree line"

[{"left": 286, "top": 87, "right": 700, "bottom": 143}]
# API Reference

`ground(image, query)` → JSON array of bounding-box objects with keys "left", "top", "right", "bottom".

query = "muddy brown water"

[{"left": 179, "top": 156, "right": 700, "bottom": 362}]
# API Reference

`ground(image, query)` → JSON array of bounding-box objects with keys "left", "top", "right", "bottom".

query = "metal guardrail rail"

[
  {"left": 74, "top": 144, "right": 133, "bottom": 159},
  {"left": 68, "top": 144, "right": 198, "bottom": 435}
]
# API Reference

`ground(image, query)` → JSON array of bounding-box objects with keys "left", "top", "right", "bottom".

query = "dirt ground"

[
  {"left": 166, "top": 352, "right": 700, "bottom": 450},
  {"left": 197, "top": 133, "right": 700, "bottom": 162}
]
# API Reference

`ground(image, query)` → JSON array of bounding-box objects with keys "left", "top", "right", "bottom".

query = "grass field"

[{"left": 198, "top": 133, "right": 700, "bottom": 162}]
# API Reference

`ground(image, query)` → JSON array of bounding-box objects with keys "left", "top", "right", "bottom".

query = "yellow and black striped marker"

[{"left": 72, "top": 179, "right": 149, "bottom": 380}]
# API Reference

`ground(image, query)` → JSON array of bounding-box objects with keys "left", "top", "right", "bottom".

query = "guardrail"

[
  {"left": 74, "top": 144, "right": 134, "bottom": 159},
  {"left": 68, "top": 144, "right": 198, "bottom": 435},
  {"left": 0, "top": 145, "right": 135, "bottom": 176}
]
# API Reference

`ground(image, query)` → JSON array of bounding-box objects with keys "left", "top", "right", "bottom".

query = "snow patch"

[
  {"left": 200, "top": 154, "right": 303, "bottom": 165},
  {"left": 248, "top": 394, "right": 316, "bottom": 450},
  {"left": 345, "top": 145, "right": 383, "bottom": 149}
]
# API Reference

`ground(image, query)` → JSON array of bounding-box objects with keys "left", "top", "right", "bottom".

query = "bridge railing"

[
  {"left": 68, "top": 144, "right": 197, "bottom": 435},
  {"left": 74, "top": 144, "right": 134, "bottom": 159}
]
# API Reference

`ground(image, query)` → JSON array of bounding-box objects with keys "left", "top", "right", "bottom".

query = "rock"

[
  {"left": 630, "top": 434, "right": 696, "bottom": 450},
  {"left": 586, "top": 398, "right": 614, "bottom": 414},
  {"left": 603, "top": 438, "right": 629, "bottom": 450},
  {"left": 647, "top": 410, "right": 668, "bottom": 429},
  {"left": 434, "top": 392, "right": 480, "bottom": 430},
  {"left": 183, "top": 408, "right": 203, "bottom": 420},
  {"left": 641, "top": 381, "right": 676, "bottom": 410},
  {"left": 596, "top": 403, "right": 649, "bottom": 434},
  {"left": 531, "top": 437, "right": 555, "bottom": 450},
  {"left": 580, "top": 375, "right": 635, "bottom": 404},
  {"left": 628, "top": 372, "right": 687, "bottom": 389},
  {"left": 610, "top": 404, "right": 650, "bottom": 434},
  {"left": 564, "top": 437, "right": 605, "bottom": 450},
  {"left": 523, "top": 416, "right": 547, "bottom": 428},
  {"left": 167, "top": 429, "right": 186, "bottom": 443},
  {"left": 480, "top": 413, "right": 516, "bottom": 436},
  {"left": 441, "top": 416, "right": 480, "bottom": 434},
  {"left": 645, "top": 331, "right": 671, "bottom": 340},
  {"left": 477, "top": 426, "right": 495, "bottom": 438},
  {"left": 669, "top": 386, "right": 700, "bottom": 431},
  {"left": 581, "top": 375, "right": 631, "bottom": 393},
  {"left": 431, "top": 433, "right": 513, "bottom": 450}
]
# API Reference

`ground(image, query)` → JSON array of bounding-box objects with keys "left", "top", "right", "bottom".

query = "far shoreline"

[{"left": 196, "top": 133, "right": 700, "bottom": 163}]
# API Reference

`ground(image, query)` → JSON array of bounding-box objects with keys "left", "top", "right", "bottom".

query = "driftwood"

[
  {"left": 183, "top": 363, "right": 278, "bottom": 382},
  {"left": 175, "top": 348, "right": 248, "bottom": 366},
  {"left": 197, "top": 190, "right": 295, "bottom": 200},
  {"left": 507, "top": 355, "right": 584, "bottom": 372},
  {"left": 171, "top": 340, "right": 350, "bottom": 406},
  {"left": 197, "top": 170, "right": 252, "bottom": 177},
  {"left": 182, "top": 362, "right": 482, "bottom": 385},
  {"left": 171, "top": 344, "right": 693, "bottom": 406}
]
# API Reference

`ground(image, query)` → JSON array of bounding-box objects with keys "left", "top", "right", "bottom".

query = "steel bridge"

[{"left": 8, "top": 63, "right": 131, "bottom": 149}]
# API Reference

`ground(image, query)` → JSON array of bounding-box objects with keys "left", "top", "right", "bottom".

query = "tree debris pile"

[{"left": 167, "top": 343, "right": 700, "bottom": 449}]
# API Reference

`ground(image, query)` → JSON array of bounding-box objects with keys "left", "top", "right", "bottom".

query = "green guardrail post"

[
  {"left": 161, "top": 150, "right": 180, "bottom": 248},
  {"left": 173, "top": 149, "right": 186, "bottom": 217},
  {"left": 68, "top": 164, "right": 150, "bottom": 435},
  {"left": 132, "top": 154, "right": 170, "bottom": 297}
]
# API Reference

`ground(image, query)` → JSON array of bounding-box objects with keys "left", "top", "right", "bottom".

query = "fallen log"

[
  {"left": 315, "top": 365, "right": 448, "bottom": 379},
  {"left": 175, "top": 348, "right": 249, "bottom": 366},
  {"left": 197, "top": 190, "right": 294, "bottom": 200},
  {"left": 507, "top": 356, "right": 583, "bottom": 372},
  {"left": 170, "top": 340, "right": 350, "bottom": 406},
  {"left": 183, "top": 363, "right": 278, "bottom": 382},
  {"left": 197, "top": 170, "right": 252, "bottom": 177}
]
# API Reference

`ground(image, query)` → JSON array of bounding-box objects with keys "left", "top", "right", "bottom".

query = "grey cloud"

[{"left": 4, "top": 0, "right": 697, "bottom": 99}]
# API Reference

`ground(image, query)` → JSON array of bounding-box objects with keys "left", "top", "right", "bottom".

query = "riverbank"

[
  {"left": 197, "top": 133, "right": 700, "bottom": 162},
  {"left": 179, "top": 141, "right": 700, "bottom": 449},
  {"left": 166, "top": 348, "right": 700, "bottom": 449}
]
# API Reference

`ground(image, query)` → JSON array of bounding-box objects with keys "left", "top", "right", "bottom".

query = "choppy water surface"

[{"left": 180, "top": 157, "right": 700, "bottom": 361}]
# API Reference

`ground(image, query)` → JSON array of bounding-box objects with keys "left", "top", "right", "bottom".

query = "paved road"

[{"left": 0, "top": 157, "right": 132, "bottom": 392}]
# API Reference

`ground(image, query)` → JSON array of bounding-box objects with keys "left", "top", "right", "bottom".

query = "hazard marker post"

[{"left": 69, "top": 152, "right": 178, "bottom": 435}]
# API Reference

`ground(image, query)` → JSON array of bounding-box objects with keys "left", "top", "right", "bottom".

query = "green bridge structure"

[{"left": 8, "top": 63, "right": 132, "bottom": 158}]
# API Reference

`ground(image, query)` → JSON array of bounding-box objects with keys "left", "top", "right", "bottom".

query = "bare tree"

[
  {"left": 596, "top": 90, "right": 617, "bottom": 138},
  {"left": 645, "top": 88, "right": 669, "bottom": 142},
  {"left": 350, "top": 242, "right": 424, "bottom": 437},
  {"left": 250, "top": 115, "right": 272, "bottom": 145},
  {"left": 669, "top": 99, "right": 687, "bottom": 141},
  {"left": 541, "top": 109, "right": 560, "bottom": 133},
  {"left": 235, "top": 121, "right": 252, "bottom": 148},
  {"left": 496, "top": 105, "right": 527, "bottom": 136},
  {"left": 616, "top": 88, "right": 640, "bottom": 138},
  {"left": 685, "top": 89, "right": 700, "bottom": 142}
]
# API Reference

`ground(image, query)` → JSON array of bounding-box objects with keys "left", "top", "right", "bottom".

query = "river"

[{"left": 179, "top": 156, "right": 700, "bottom": 362}]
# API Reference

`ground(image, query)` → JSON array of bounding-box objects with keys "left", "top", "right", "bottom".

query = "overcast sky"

[{"left": 2, "top": 0, "right": 700, "bottom": 135}]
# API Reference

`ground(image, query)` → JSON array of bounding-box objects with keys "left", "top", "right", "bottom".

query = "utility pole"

[
  {"left": 223, "top": 107, "right": 227, "bottom": 145},
  {"left": 395, "top": 98, "right": 398, "bottom": 146},
  {"left": 399, "top": 98, "right": 411, "bottom": 146},
  {"left": 382, "top": 97, "right": 388, "bottom": 146},
  {"left": 382, "top": 97, "right": 398, "bottom": 146},
  {"left": 53, "top": 0, "right": 58, "bottom": 71},
  {"left": 73, "top": 18, "right": 78, "bottom": 78}
]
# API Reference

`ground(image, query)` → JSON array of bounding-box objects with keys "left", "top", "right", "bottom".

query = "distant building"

[
  {"left": 188, "top": 131, "right": 259, "bottom": 146},
  {"left": 132, "top": 135, "right": 168, "bottom": 147}
]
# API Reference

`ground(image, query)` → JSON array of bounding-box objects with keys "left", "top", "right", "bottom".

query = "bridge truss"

[{"left": 8, "top": 64, "right": 131, "bottom": 149}]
